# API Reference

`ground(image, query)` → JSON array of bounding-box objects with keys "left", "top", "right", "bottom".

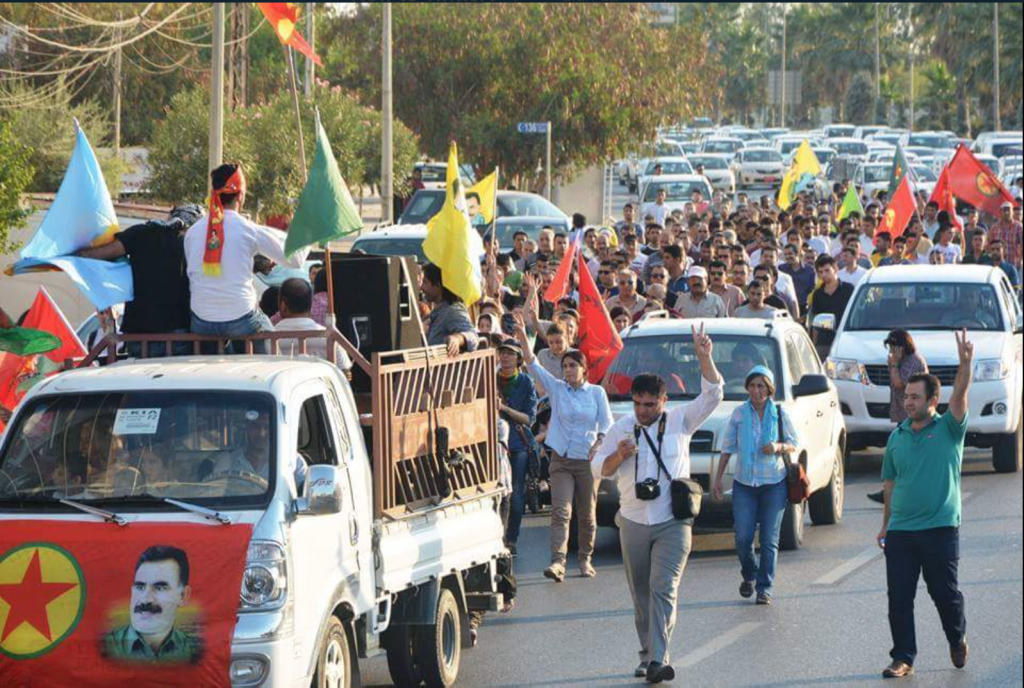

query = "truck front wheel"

[
  {"left": 415, "top": 588, "right": 462, "bottom": 687},
  {"left": 313, "top": 616, "right": 352, "bottom": 688},
  {"left": 992, "top": 411, "right": 1022, "bottom": 474}
]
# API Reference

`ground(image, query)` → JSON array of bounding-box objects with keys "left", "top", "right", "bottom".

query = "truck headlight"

[
  {"left": 974, "top": 359, "right": 1009, "bottom": 382},
  {"left": 240, "top": 540, "right": 287, "bottom": 610},
  {"left": 825, "top": 358, "right": 869, "bottom": 384}
]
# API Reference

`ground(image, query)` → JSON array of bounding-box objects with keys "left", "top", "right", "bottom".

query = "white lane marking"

[
  {"left": 813, "top": 491, "right": 974, "bottom": 587},
  {"left": 676, "top": 622, "right": 761, "bottom": 668}
]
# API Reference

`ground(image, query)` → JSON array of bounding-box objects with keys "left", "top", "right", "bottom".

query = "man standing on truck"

[
  {"left": 274, "top": 278, "right": 352, "bottom": 378},
  {"left": 76, "top": 204, "right": 205, "bottom": 358},
  {"left": 184, "top": 163, "right": 310, "bottom": 354},
  {"left": 421, "top": 263, "right": 479, "bottom": 356}
]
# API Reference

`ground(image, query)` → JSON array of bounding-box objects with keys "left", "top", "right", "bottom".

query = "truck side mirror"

[
  {"left": 812, "top": 313, "right": 836, "bottom": 332},
  {"left": 297, "top": 464, "right": 344, "bottom": 516},
  {"left": 793, "top": 374, "right": 831, "bottom": 399}
]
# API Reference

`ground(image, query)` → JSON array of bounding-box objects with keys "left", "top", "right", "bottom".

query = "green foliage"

[
  {"left": 0, "top": 120, "right": 35, "bottom": 254},
  {"left": 845, "top": 73, "right": 876, "bottom": 125},
  {"left": 919, "top": 60, "right": 957, "bottom": 131}
]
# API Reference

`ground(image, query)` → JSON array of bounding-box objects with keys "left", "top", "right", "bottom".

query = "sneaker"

[
  {"left": 867, "top": 490, "right": 886, "bottom": 504},
  {"left": 950, "top": 639, "right": 969, "bottom": 669},
  {"left": 882, "top": 660, "right": 914, "bottom": 678},
  {"left": 755, "top": 592, "right": 773, "bottom": 606},
  {"left": 739, "top": 580, "right": 755, "bottom": 599},
  {"left": 634, "top": 662, "right": 649, "bottom": 678},
  {"left": 507, "top": 543, "right": 518, "bottom": 557},
  {"left": 579, "top": 560, "right": 597, "bottom": 578},
  {"left": 543, "top": 563, "right": 565, "bottom": 583},
  {"left": 646, "top": 662, "right": 675, "bottom": 684},
  {"left": 469, "top": 628, "right": 479, "bottom": 648}
]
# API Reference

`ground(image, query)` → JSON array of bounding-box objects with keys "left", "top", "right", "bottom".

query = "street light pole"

[
  {"left": 907, "top": 3, "right": 915, "bottom": 131},
  {"left": 780, "top": 3, "right": 787, "bottom": 129},
  {"left": 304, "top": 2, "right": 315, "bottom": 100},
  {"left": 993, "top": 2, "right": 1001, "bottom": 132},
  {"left": 381, "top": 3, "right": 394, "bottom": 224},
  {"left": 874, "top": 3, "right": 881, "bottom": 122},
  {"left": 545, "top": 122, "right": 552, "bottom": 201},
  {"left": 209, "top": 3, "right": 225, "bottom": 171}
]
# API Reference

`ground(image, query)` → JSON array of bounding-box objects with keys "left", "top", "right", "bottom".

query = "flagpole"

[{"left": 490, "top": 166, "right": 499, "bottom": 256}]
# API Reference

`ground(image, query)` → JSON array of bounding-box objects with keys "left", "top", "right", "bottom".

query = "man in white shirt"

[
  {"left": 838, "top": 247, "right": 868, "bottom": 286},
  {"left": 593, "top": 324, "right": 723, "bottom": 683},
  {"left": 274, "top": 278, "right": 352, "bottom": 376},
  {"left": 642, "top": 188, "right": 670, "bottom": 227},
  {"left": 185, "top": 163, "right": 310, "bottom": 353}
]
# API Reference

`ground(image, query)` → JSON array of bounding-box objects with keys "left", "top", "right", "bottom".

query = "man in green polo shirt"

[
  {"left": 876, "top": 329, "right": 973, "bottom": 679},
  {"left": 104, "top": 545, "right": 202, "bottom": 664}
]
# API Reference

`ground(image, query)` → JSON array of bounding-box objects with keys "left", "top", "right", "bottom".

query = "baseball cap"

[
  {"left": 745, "top": 365, "right": 775, "bottom": 389},
  {"left": 1001, "top": 201, "right": 1014, "bottom": 210},
  {"left": 686, "top": 266, "right": 708, "bottom": 280},
  {"left": 496, "top": 338, "right": 522, "bottom": 357}
]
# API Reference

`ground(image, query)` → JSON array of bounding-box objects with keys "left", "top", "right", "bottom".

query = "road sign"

[
  {"left": 517, "top": 122, "right": 549, "bottom": 135},
  {"left": 767, "top": 70, "right": 802, "bottom": 106}
]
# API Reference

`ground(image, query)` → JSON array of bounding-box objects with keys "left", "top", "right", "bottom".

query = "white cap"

[
  {"left": 1002, "top": 200, "right": 1014, "bottom": 209},
  {"left": 686, "top": 266, "right": 708, "bottom": 280}
]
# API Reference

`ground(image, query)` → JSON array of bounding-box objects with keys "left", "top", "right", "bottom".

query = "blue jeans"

[
  {"left": 732, "top": 479, "right": 788, "bottom": 595},
  {"left": 190, "top": 310, "right": 273, "bottom": 355},
  {"left": 504, "top": 451, "right": 530, "bottom": 546},
  {"left": 126, "top": 329, "right": 192, "bottom": 359}
]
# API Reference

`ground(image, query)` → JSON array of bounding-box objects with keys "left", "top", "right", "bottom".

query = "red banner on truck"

[{"left": 0, "top": 521, "right": 251, "bottom": 687}]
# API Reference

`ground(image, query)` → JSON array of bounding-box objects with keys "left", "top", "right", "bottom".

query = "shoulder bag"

[
  {"left": 777, "top": 408, "right": 810, "bottom": 504},
  {"left": 635, "top": 415, "right": 703, "bottom": 520}
]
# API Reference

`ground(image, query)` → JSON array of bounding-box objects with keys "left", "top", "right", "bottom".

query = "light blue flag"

[{"left": 14, "top": 257, "right": 133, "bottom": 311}]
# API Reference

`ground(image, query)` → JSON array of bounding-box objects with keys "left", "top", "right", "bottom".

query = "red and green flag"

[{"left": 887, "top": 144, "right": 912, "bottom": 197}]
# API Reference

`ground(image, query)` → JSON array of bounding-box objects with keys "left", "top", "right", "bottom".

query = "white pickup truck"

[{"left": 0, "top": 335, "right": 508, "bottom": 687}]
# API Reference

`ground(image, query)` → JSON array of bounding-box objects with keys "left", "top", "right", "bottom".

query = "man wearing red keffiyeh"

[{"left": 184, "top": 163, "right": 311, "bottom": 354}]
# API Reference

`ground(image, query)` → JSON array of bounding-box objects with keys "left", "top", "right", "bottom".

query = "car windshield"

[
  {"left": 861, "top": 166, "right": 890, "bottom": 183},
  {"left": 417, "top": 166, "right": 446, "bottom": 183},
  {"left": 778, "top": 140, "right": 801, "bottom": 155},
  {"left": 656, "top": 143, "right": 682, "bottom": 156},
  {"left": 646, "top": 160, "right": 694, "bottom": 175},
  {"left": 743, "top": 150, "right": 782, "bottom": 163},
  {"left": 602, "top": 335, "right": 783, "bottom": 402},
  {"left": 490, "top": 222, "right": 550, "bottom": 248},
  {"left": 992, "top": 141, "right": 1023, "bottom": 158},
  {"left": 908, "top": 134, "right": 952, "bottom": 149},
  {"left": 399, "top": 190, "right": 444, "bottom": 224},
  {"left": 845, "top": 283, "right": 1004, "bottom": 332},
  {"left": 352, "top": 237, "right": 427, "bottom": 263},
  {"left": 814, "top": 150, "right": 837, "bottom": 164},
  {"left": 496, "top": 194, "right": 565, "bottom": 218},
  {"left": 704, "top": 140, "right": 740, "bottom": 154},
  {"left": 690, "top": 156, "right": 728, "bottom": 170},
  {"left": 826, "top": 126, "right": 856, "bottom": 137},
  {"left": 0, "top": 392, "right": 277, "bottom": 507},
  {"left": 643, "top": 180, "right": 710, "bottom": 202},
  {"left": 911, "top": 166, "right": 938, "bottom": 182},
  {"left": 833, "top": 141, "right": 868, "bottom": 156}
]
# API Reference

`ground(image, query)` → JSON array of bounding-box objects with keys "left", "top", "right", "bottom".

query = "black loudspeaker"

[{"left": 314, "top": 253, "right": 424, "bottom": 393}]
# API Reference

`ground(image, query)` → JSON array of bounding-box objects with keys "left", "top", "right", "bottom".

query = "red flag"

[
  {"left": 929, "top": 165, "right": 963, "bottom": 234},
  {"left": 946, "top": 145, "right": 1017, "bottom": 216},
  {"left": 0, "top": 521, "right": 251, "bottom": 687},
  {"left": 575, "top": 248, "right": 623, "bottom": 384},
  {"left": 257, "top": 3, "right": 323, "bottom": 66},
  {"left": 21, "top": 288, "right": 87, "bottom": 364},
  {"left": 543, "top": 238, "right": 578, "bottom": 304},
  {"left": 878, "top": 175, "right": 917, "bottom": 239}
]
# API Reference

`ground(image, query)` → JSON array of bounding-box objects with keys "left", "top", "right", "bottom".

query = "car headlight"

[
  {"left": 974, "top": 359, "right": 1009, "bottom": 382},
  {"left": 240, "top": 540, "right": 287, "bottom": 610},
  {"left": 825, "top": 358, "right": 869, "bottom": 384}
]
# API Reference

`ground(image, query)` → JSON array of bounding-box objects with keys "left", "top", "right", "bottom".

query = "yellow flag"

[
  {"left": 778, "top": 140, "right": 822, "bottom": 210},
  {"left": 423, "top": 143, "right": 485, "bottom": 306},
  {"left": 467, "top": 169, "right": 498, "bottom": 224}
]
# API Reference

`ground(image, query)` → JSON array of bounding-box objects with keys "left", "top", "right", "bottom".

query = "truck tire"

[
  {"left": 414, "top": 588, "right": 461, "bottom": 687},
  {"left": 992, "top": 411, "right": 1022, "bottom": 474},
  {"left": 385, "top": 624, "right": 423, "bottom": 687},
  {"left": 809, "top": 448, "right": 845, "bottom": 526},
  {"left": 313, "top": 616, "right": 353, "bottom": 688},
  {"left": 779, "top": 500, "right": 804, "bottom": 551}
]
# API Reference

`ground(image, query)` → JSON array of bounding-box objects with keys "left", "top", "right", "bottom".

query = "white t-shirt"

[
  {"left": 932, "top": 243, "right": 962, "bottom": 264},
  {"left": 838, "top": 266, "right": 867, "bottom": 286},
  {"left": 642, "top": 202, "right": 669, "bottom": 227},
  {"left": 185, "top": 210, "right": 310, "bottom": 321}
]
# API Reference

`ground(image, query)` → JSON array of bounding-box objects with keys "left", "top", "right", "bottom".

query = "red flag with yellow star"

[
  {"left": 257, "top": 3, "right": 322, "bottom": 66},
  {"left": 0, "top": 521, "right": 251, "bottom": 686}
]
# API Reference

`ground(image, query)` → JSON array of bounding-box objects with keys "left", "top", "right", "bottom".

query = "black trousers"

[{"left": 885, "top": 527, "right": 966, "bottom": 665}]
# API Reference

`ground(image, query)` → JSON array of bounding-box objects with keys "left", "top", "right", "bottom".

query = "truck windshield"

[
  {"left": 602, "top": 335, "right": 783, "bottom": 402},
  {"left": 0, "top": 391, "right": 276, "bottom": 507},
  {"left": 845, "top": 283, "right": 1004, "bottom": 332}
]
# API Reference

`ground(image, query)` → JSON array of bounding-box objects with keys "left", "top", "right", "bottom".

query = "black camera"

[{"left": 635, "top": 479, "right": 661, "bottom": 501}]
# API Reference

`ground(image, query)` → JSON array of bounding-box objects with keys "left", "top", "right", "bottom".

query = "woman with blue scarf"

[{"left": 712, "top": 365, "right": 799, "bottom": 605}]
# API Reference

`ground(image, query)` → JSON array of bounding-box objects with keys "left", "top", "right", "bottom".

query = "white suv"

[
  {"left": 818, "top": 265, "right": 1023, "bottom": 473},
  {"left": 599, "top": 316, "right": 847, "bottom": 550}
]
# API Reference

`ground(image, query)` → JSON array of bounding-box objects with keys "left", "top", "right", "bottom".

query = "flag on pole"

[
  {"left": 930, "top": 165, "right": 964, "bottom": 234},
  {"left": 778, "top": 141, "right": 821, "bottom": 210},
  {"left": 575, "top": 246, "right": 623, "bottom": 384},
  {"left": 878, "top": 175, "right": 916, "bottom": 239},
  {"left": 945, "top": 145, "right": 1018, "bottom": 216},
  {"left": 422, "top": 143, "right": 486, "bottom": 306},
  {"left": 887, "top": 144, "right": 912, "bottom": 197},
  {"left": 0, "top": 328, "right": 60, "bottom": 357},
  {"left": 20, "top": 288, "right": 87, "bottom": 364},
  {"left": 285, "top": 114, "right": 363, "bottom": 256},
  {"left": 468, "top": 169, "right": 499, "bottom": 224},
  {"left": 544, "top": 230, "right": 580, "bottom": 303},
  {"left": 257, "top": 3, "right": 322, "bottom": 66},
  {"left": 837, "top": 185, "right": 865, "bottom": 222}
]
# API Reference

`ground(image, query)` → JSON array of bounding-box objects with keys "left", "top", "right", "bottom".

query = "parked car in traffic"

[
  {"left": 732, "top": 147, "right": 785, "bottom": 189},
  {"left": 639, "top": 175, "right": 715, "bottom": 215},
  {"left": 687, "top": 154, "right": 737, "bottom": 195}
]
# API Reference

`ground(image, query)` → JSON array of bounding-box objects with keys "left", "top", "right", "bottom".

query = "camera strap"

[{"left": 633, "top": 413, "right": 671, "bottom": 484}]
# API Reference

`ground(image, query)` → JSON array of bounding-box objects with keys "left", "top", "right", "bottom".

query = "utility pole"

[
  {"left": 993, "top": 2, "right": 1001, "bottom": 132},
  {"left": 304, "top": 2, "right": 315, "bottom": 100},
  {"left": 381, "top": 3, "right": 394, "bottom": 224},
  {"left": 545, "top": 122, "right": 552, "bottom": 201},
  {"left": 210, "top": 3, "right": 225, "bottom": 171},
  {"left": 112, "top": 17, "right": 122, "bottom": 156},
  {"left": 907, "top": 3, "right": 914, "bottom": 131},
  {"left": 780, "top": 3, "right": 787, "bottom": 129},
  {"left": 874, "top": 3, "right": 881, "bottom": 122}
]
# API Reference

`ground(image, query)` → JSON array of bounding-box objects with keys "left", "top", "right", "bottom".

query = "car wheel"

[
  {"left": 809, "top": 447, "right": 844, "bottom": 526},
  {"left": 779, "top": 500, "right": 804, "bottom": 551},
  {"left": 992, "top": 409, "right": 1022, "bottom": 474},
  {"left": 314, "top": 616, "right": 353, "bottom": 688},
  {"left": 414, "top": 588, "right": 462, "bottom": 688},
  {"left": 385, "top": 623, "right": 423, "bottom": 687}
]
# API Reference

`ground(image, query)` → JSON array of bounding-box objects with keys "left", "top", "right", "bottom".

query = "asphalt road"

[{"left": 359, "top": 447, "right": 1023, "bottom": 686}]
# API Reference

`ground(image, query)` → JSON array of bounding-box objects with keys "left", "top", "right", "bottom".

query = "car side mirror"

[
  {"left": 793, "top": 374, "right": 831, "bottom": 399},
  {"left": 812, "top": 314, "right": 836, "bottom": 331},
  {"left": 1016, "top": 314, "right": 1023, "bottom": 335},
  {"left": 297, "top": 464, "right": 344, "bottom": 516}
]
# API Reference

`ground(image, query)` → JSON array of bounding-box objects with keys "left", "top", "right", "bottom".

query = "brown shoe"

[
  {"left": 543, "top": 563, "right": 565, "bottom": 582},
  {"left": 882, "top": 661, "right": 914, "bottom": 679},
  {"left": 950, "top": 639, "right": 969, "bottom": 669},
  {"left": 579, "top": 560, "right": 597, "bottom": 578}
]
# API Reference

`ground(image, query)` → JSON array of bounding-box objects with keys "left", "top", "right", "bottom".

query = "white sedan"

[
  {"left": 732, "top": 148, "right": 785, "bottom": 189},
  {"left": 687, "top": 154, "right": 737, "bottom": 195}
]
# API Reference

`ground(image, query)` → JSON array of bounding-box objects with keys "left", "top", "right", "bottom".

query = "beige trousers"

[{"left": 549, "top": 454, "right": 599, "bottom": 566}]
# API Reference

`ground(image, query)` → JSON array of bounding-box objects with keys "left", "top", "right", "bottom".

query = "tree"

[
  {"left": 845, "top": 73, "right": 876, "bottom": 125},
  {"left": 919, "top": 60, "right": 957, "bottom": 131},
  {"left": 0, "top": 120, "right": 34, "bottom": 255}
]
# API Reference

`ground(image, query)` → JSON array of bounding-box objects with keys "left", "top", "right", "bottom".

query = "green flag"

[
  {"left": 0, "top": 327, "right": 61, "bottom": 357},
  {"left": 887, "top": 144, "right": 911, "bottom": 197},
  {"left": 285, "top": 115, "right": 364, "bottom": 256},
  {"left": 837, "top": 185, "right": 864, "bottom": 222}
]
